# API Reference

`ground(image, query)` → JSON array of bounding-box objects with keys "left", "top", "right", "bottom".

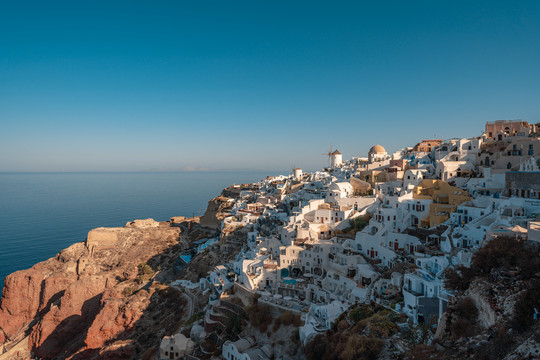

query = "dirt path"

[{"left": 170, "top": 285, "right": 195, "bottom": 321}]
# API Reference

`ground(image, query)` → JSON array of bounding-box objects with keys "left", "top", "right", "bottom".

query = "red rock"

[
  {"left": 0, "top": 222, "right": 186, "bottom": 359},
  {"left": 0, "top": 267, "right": 47, "bottom": 341},
  {"left": 30, "top": 276, "right": 108, "bottom": 359}
]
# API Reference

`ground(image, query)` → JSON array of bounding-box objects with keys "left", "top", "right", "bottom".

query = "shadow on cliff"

[
  {"left": 24, "top": 289, "right": 66, "bottom": 338},
  {"left": 33, "top": 293, "right": 102, "bottom": 360},
  {"left": 35, "top": 227, "right": 193, "bottom": 360}
]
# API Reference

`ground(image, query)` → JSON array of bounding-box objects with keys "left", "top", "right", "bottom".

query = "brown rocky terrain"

[{"left": 0, "top": 219, "right": 193, "bottom": 360}]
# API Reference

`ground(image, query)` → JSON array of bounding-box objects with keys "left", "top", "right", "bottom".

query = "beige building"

[
  {"left": 479, "top": 136, "right": 540, "bottom": 173},
  {"left": 485, "top": 119, "right": 537, "bottom": 141}
]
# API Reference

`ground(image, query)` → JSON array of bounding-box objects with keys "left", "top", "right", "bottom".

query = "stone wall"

[{"left": 86, "top": 228, "right": 122, "bottom": 249}]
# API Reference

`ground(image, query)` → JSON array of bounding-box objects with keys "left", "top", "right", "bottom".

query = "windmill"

[{"left": 291, "top": 164, "right": 302, "bottom": 180}]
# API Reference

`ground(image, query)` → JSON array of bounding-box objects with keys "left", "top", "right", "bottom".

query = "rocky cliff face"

[
  {"left": 199, "top": 196, "right": 233, "bottom": 229},
  {"left": 0, "top": 219, "right": 189, "bottom": 360}
]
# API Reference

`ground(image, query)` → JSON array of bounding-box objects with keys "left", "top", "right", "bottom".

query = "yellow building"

[{"left": 413, "top": 179, "right": 471, "bottom": 228}]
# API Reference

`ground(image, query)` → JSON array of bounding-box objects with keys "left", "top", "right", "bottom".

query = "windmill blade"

[{"left": 322, "top": 143, "right": 333, "bottom": 157}]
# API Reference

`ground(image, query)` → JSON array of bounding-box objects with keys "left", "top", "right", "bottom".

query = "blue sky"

[{"left": 1, "top": 1, "right": 539, "bottom": 172}]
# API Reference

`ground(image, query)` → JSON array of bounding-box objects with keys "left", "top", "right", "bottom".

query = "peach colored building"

[{"left": 413, "top": 139, "right": 442, "bottom": 153}]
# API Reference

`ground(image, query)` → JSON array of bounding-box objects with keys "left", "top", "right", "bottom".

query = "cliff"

[
  {"left": 0, "top": 219, "right": 191, "bottom": 360},
  {"left": 199, "top": 196, "right": 233, "bottom": 230}
]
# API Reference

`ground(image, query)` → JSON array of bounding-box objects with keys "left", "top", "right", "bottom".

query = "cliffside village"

[{"left": 160, "top": 120, "right": 540, "bottom": 360}]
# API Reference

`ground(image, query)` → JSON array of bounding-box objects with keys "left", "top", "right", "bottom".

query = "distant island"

[{"left": 1, "top": 119, "right": 539, "bottom": 360}]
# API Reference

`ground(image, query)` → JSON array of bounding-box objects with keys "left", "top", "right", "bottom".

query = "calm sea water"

[{"left": 0, "top": 171, "right": 278, "bottom": 292}]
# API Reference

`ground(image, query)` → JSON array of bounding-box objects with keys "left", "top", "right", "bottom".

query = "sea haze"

[{"left": 0, "top": 171, "right": 278, "bottom": 293}]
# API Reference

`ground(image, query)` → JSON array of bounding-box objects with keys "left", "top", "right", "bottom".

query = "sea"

[{"left": 0, "top": 171, "right": 279, "bottom": 294}]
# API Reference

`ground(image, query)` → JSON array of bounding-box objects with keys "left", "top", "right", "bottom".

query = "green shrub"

[
  {"left": 350, "top": 305, "right": 374, "bottom": 323},
  {"left": 137, "top": 262, "right": 153, "bottom": 275},
  {"left": 122, "top": 287, "right": 133, "bottom": 297}
]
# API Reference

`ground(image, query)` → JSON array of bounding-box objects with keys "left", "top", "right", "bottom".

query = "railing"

[{"left": 403, "top": 286, "right": 424, "bottom": 297}]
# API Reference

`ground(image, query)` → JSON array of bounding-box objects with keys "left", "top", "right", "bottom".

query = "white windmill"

[{"left": 322, "top": 144, "right": 343, "bottom": 168}]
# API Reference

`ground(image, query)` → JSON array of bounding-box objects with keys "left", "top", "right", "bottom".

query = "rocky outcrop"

[
  {"left": 0, "top": 219, "right": 188, "bottom": 360},
  {"left": 0, "top": 266, "right": 49, "bottom": 342},
  {"left": 466, "top": 280, "right": 497, "bottom": 328},
  {"left": 200, "top": 196, "right": 232, "bottom": 229}
]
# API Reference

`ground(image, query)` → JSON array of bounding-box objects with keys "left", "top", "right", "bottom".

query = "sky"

[{"left": 1, "top": 1, "right": 539, "bottom": 172}]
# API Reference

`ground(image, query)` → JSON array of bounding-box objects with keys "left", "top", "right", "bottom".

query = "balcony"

[{"left": 403, "top": 286, "right": 424, "bottom": 297}]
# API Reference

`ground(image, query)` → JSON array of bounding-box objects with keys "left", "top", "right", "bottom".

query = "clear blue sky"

[{"left": 1, "top": 1, "right": 539, "bottom": 172}]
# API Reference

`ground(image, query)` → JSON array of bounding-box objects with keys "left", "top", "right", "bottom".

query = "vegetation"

[
  {"left": 273, "top": 311, "right": 302, "bottom": 331},
  {"left": 450, "top": 297, "right": 478, "bottom": 338},
  {"left": 342, "top": 215, "right": 371, "bottom": 234},
  {"left": 512, "top": 278, "right": 540, "bottom": 332},
  {"left": 122, "top": 287, "right": 134, "bottom": 297},
  {"left": 185, "top": 311, "right": 204, "bottom": 326},
  {"left": 349, "top": 305, "right": 374, "bottom": 323},
  {"left": 224, "top": 314, "right": 243, "bottom": 338},
  {"left": 244, "top": 302, "right": 273, "bottom": 332},
  {"left": 444, "top": 236, "right": 540, "bottom": 292},
  {"left": 305, "top": 304, "right": 400, "bottom": 360},
  {"left": 136, "top": 262, "right": 155, "bottom": 284},
  {"left": 441, "top": 236, "right": 540, "bottom": 358}
]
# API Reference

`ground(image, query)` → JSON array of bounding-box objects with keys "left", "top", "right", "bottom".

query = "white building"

[
  {"left": 159, "top": 333, "right": 195, "bottom": 360},
  {"left": 222, "top": 337, "right": 272, "bottom": 360},
  {"left": 299, "top": 301, "right": 347, "bottom": 345},
  {"left": 330, "top": 150, "right": 343, "bottom": 168},
  {"left": 403, "top": 270, "right": 448, "bottom": 324},
  {"left": 403, "top": 169, "right": 428, "bottom": 189}
]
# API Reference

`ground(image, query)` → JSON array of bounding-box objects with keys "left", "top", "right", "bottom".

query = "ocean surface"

[{"left": 0, "top": 171, "right": 278, "bottom": 293}]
